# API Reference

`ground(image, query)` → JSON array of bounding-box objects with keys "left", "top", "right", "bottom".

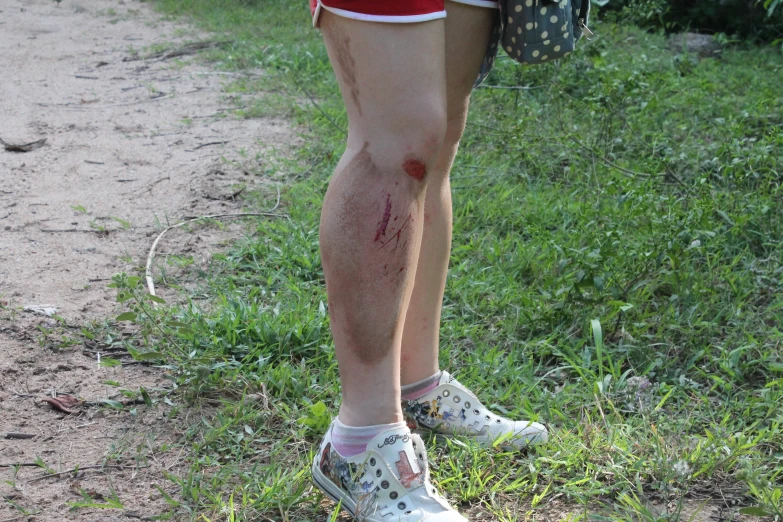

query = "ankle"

[
  {"left": 338, "top": 404, "right": 403, "bottom": 427},
  {"left": 400, "top": 358, "right": 440, "bottom": 387},
  {"left": 401, "top": 370, "right": 442, "bottom": 400}
]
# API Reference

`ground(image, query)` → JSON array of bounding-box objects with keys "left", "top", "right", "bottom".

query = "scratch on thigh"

[{"left": 328, "top": 25, "right": 363, "bottom": 115}]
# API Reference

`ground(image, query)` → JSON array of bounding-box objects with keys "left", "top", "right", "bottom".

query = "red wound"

[
  {"left": 403, "top": 158, "right": 427, "bottom": 181},
  {"left": 378, "top": 214, "right": 412, "bottom": 252},
  {"left": 374, "top": 194, "right": 392, "bottom": 241}
]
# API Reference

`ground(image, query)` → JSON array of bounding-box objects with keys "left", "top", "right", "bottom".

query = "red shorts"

[{"left": 310, "top": 0, "right": 498, "bottom": 27}]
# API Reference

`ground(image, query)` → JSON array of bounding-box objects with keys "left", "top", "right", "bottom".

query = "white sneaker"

[
  {"left": 402, "top": 371, "right": 548, "bottom": 450},
  {"left": 312, "top": 422, "right": 467, "bottom": 521}
]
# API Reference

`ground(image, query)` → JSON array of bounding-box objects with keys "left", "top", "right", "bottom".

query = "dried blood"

[
  {"left": 374, "top": 194, "right": 392, "bottom": 241},
  {"left": 403, "top": 158, "right": 427, "bottom": 181}
]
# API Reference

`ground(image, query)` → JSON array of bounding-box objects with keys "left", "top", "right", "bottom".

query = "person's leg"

[
  {"left": 318, "top": 11, "right": 447, "bottom": 427},
  {"left": 314, "top": 12, "right": 470, "bottom": 521},
  {"left": 397, "top": 3, "right": 548, "bottom": 449},
  {"left": 400, "top": 1, "right": 496, "bottom": 385}
]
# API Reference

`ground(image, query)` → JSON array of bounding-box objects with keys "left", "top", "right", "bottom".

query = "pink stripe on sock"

[
  {"left": 332, "top": 441, "right": 369, "bottom": 456},
  {"left": 401, "top": 379, "right": 440, "bottom": 400}
]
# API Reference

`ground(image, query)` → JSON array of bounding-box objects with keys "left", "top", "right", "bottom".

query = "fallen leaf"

[
  {"left": 41, "top": 397, "right": 74, "bottom": 414},
  {"left": 23, "top": 304, "right": 57, "bottom": 316},
  {"left": 41, "top": 394, "right": 82, "bottom": 414},
  {"left": 0, "top": 137, "right": 47, "bottom": 152},
  {"left": 56, "top": 394, "right": 82, "bottom": 409}
]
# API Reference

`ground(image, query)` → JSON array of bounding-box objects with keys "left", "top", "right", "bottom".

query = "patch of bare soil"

[{"left": 0, "top": 0, "right": 294, "bottom": 519}]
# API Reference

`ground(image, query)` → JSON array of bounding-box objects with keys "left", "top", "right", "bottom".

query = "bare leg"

[
  {"left": 400, "top": 2, "right": 496, "bottom": 384},
  {"left": 319, "top": 12, "right": 447, "bottom": 426}
]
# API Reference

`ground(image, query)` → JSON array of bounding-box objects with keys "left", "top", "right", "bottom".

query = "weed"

[{"left": 68, "top": 488, "right": 124, "bottom": 511}]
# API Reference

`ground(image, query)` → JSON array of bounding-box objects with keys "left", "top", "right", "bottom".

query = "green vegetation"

[
  {"left": 597, "top": 0, "right": 783, "bottom": 43},
  {"left": 111, "top": 1, "right": 783, "bottom": 519}
]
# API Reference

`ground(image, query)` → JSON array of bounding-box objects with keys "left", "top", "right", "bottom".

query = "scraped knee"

[{"left": 353, "top": 101, "right": 446, "bottom": 187}]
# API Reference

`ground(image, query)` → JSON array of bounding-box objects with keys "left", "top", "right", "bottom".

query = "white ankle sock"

[{"left": 332, "top": 418, "right": 405, "bottom": 457}]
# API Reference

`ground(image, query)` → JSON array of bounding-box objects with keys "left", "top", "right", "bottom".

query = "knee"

[
  {"left": 407, "top": 104, "right": 449, "bottom": 162},
  {"left": 357, "top": 101, "right": 447, "bottom": 185},
  {"left": 395, "top": 105, "right": 447, "bottom": 184}
]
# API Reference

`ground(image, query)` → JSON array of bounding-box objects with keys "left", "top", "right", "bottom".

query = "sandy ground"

[{"left": 0, "top": 0, "right": 292, "bottom": 519}]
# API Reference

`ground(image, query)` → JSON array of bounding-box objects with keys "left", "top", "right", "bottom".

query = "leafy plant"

[
  {"left": 595, "top": 0, "right": 783, "bottom": 41},
  {"left": 68, "top": 489, "right": 124, "bottom": 510}
]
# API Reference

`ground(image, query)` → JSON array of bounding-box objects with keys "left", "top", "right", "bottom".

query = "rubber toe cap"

[
  {"left": 513, "top": 421, "right": 548, "bottom": 446},
  {"left": 426, "top": 511, "right": 468, "bottom": 522}
]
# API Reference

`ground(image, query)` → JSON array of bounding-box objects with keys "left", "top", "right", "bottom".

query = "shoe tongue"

[
  {"left": 439, "top": 370, "right": 454, "bottom": 386},
  {"left": 439, "top": 371, "right": 470, "bottom": 394},
  {"left": 366, "top": 426, "right": 425, "bottom": 488}
]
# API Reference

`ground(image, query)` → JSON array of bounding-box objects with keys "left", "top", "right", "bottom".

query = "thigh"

[
  {"left": 320, "top": 11, "right": 448, "bottom": 151},
  {"left": 444, "top": 1, "right": 497, "bottom": 124}
]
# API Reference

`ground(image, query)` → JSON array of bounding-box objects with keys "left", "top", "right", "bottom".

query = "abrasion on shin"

[{"left": 321, "top": 142, "right": 423, "bottom": 367}]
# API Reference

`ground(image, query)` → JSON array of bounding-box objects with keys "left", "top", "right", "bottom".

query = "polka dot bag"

[{"left": 500, "top": 0, "right": 593, "bottom": 65}]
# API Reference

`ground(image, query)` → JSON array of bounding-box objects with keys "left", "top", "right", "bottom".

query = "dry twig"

[
  {"left": 4, "top": 433, "right": 35, "bottom": 440},
  {"left": 190, "top": 140, "right": 229, "bottom": 151},
  {"left": 145, "top": 188, "right": 284, "bottom": 297},
  {"left": 27, "top": 464, "right": 149, "bottom": 483}
]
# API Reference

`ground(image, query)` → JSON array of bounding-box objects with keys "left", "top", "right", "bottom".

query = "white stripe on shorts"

[
  {"left": 449, "top": 0, "right": 500, "bottom": 8},
  {"left": 313, "top": 1, "right": 447, "bottom": 27}
]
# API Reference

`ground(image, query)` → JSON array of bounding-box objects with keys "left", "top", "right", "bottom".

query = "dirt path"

[{"left": 0, "top": 0, "right": 292, "bottom": 519}]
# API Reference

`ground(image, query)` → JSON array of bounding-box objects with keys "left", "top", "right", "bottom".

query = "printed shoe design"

[
  {"left": 312, "top": 422, "right": 466, "bottom": 521},
  {"left": 403, "top": 371, "right": 548, "bottom": 450}
]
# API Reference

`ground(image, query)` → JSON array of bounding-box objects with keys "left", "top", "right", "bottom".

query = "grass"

[{"left": 103, "top": 1, "right": 783, "bottom": 520}]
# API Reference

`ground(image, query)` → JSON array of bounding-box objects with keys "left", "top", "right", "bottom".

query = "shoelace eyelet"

[
  {"left": 381, "top": 480, "right": 389, "bottom": 489},
  {"left": 369, "top": 458, "right": 376, "bottom": 466},
  {"left": 473, "top": 409, "right": 480, "bottom": 415},
  {"left": 464, "top": 401, "right": 471, "bottom": 408},
  {"left": 443, "top": 390, "right": 450, "bottom": 397},
  {"left": 453, "top": 396, "right": 460, "bottom": 403},
  {"left": 376, "top": 469, "right": 382, "bottom": 477},
  {"left": 390, "top": 491, "right": 398, "bottom": 499},
  {"left": 397, "top": 502, "right": 406, "bottom": 510}
]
